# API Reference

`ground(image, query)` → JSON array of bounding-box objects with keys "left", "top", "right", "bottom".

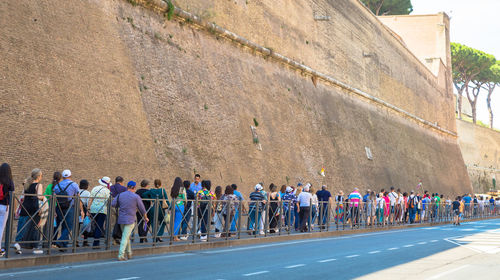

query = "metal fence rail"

[{"left": 2, "top": 191, "right": 499, "bottom": 258}]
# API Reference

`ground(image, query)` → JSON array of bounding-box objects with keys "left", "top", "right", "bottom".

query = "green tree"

[
  {"left": 467, "top": 51, "right": 496, "bottom": 124},
  {"left": 451, "top": 43, "right": 495, "bottom": 123},
  {"left": 361, "top": 0, "right": 413, "bottom": 16},
  {"left": 479, "top": 62, "right": 500, "bottom": 128}
]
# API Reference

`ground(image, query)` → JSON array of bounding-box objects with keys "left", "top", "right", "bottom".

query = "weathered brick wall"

[{"left": 0, "top": 0, "right": 471, "bottom": 196}]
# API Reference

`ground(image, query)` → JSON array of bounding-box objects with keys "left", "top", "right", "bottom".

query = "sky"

[{"left": 412, "top": 0, "right": 500, "bottom": 129}]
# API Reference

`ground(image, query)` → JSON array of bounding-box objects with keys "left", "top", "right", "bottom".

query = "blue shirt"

[
  {"left": 53, "top": 179, "right": 80, "bottom": 206},
  {"left": 363, "top": 193, "right": 369, "bottom": 203},
  {"left": 316, "top": 190, "right": 332, "bottom": 202},
  {"left": 463, "top": 196, "right": 472, "bottom": 204},
  {"left": 190, "top": 182, "right": 202, "bottom": 194},
  {"left": 234, "top": 190, "right": 244, "bottom": 201}
]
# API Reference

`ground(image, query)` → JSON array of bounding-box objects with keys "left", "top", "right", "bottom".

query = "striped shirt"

[{"left": 348, "top": 191, "right": 362, "bottom": 207}]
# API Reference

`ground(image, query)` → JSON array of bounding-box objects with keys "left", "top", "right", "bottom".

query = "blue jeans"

[
  {"left": 56, "top": 207, "right": 75, "bottom": 247},
  {"left": 91, "top": 213, "right": 106, "bottom": 246},
  {"left": 15, "top": 216, "right": 29, "bottom": 242},
  {"left": 248, "top": 208, "right": 262, "bottom": 232},
  {"left": 294, "top": 207, "right": 300, "bottom": 230},
  {"left": 284, "top": 208, "right": 294, "bottom": 227},
  {"left": 319, "top": 204, "right": 329, "bottom": 225},
  {"left": 230, "top": 208, "right": 239, "bottom": 232},
  {"left": 311, "top": 205, "right": 318, "bottom": 225},
  {"left": 181, "top": 206, "right": 192, "bottom": 235},
  {"left": 409, "top": 208, "right": 416, "bottom": 223},
  {"left": 174, "top": 204, "right": 184, "bottom": 235}
]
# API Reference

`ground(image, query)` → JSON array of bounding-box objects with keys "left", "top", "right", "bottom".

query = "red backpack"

[{"left": 0, "top": 184, "right": 5, "bottom": 201}]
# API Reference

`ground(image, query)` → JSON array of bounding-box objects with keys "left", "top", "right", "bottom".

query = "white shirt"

[
  {"left": 297, "top": 192, "right": 312, "bottom": 207},
  {"left": 389, "top": 191, "right": 397, "bottom": 206},
  {"left": 79, "top": 189, "right": 91, "bottom": 207}
]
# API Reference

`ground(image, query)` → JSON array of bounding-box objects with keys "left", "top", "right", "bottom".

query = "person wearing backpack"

[
  {"left": 408, "top": 191, "right": 417, "bottom": 224},
  {"left": 142, "top": 179, "right": 170, "bottom": 242},
  {"left": 0, "top": 163, "right": 15, "bottom": 257},
  {"left": 196, "top": 180, "right": 215, "bottom": 241},
  {"left": 53, "top": 169, "right": 81, "bottom": 249}
]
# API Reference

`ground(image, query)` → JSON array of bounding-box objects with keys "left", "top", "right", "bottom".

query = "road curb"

[{"left": 1, "top": 216, "right": 496, "bottom": 270}]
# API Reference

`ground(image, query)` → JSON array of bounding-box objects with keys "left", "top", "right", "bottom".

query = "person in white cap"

[
  {"left": 296, "top": 184, "right": 313, "bottom": 232},
  {"left": 53, "top": 169, "right": 80, "bottom": 249},
  {"left": 248, "top": 184, "right": 266, "bottom": 235},
  {"left": 87, "top": 176, "right": 111, "bottom": 247}
]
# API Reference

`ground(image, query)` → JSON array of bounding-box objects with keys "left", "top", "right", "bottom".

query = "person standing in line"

[
  {"left": 197, "top": 180, "right": 215, "bottom": 241},
  {"left": 395, "top": 189, "right": 403, "bottom": 224},
  {"left": 408, "top": 191, "right": 417, "bottom": 224},
  {"left": 402, "top": 192, "right": 409, "bottom": 223},
  {"left": 388, "top": 187, "right": 398, "bottom": 224},
  {"left": 452, "top": 196, "right": 461, "bottom": 225},
  {"left": 16, "top": 169, "right": 44, "bottom": 254},
  {"left": 296, "top": 184, "right": 312, "bottom": 232},
  {"left": 142, "top": 179, "right": 169, "bottom": 242},
  {"left": 421, "top": 195, "right": 431, "bottom": 222},
  {"left": 213, "top": 186, "right": 224, "bottom": 238},
  {"left": 282, "top": 186, "right": 297, "bottom": 230},
  {"left": 43, "top": 171, "right": 62, "bottom": 241},
  {"left": 110, "top": 176, "right": 127, "bottom": 198},
  {"left": 171, "top": 177, "right": 185, "bottom": 241},
  {"left": 53, "top": 169, "right": 81, "bottom": 249},
  {"left": 310, "top": 186, "right": 318, "bottom": 229},
  {"left": 190, "top": 174, "right": 202, "bottom": 194},
  {"left": 348, "top": 187, "right": 362, "bottom": 228},
  {"left": 258, "top": 184, "right": 268, "bottom": 235},
  {"left": 366, "top": 191, "right": 376, "bottom": 227},
  {"left": 335, "top": 190, "right": 345, "bottom": 224},
  {"left": 221, "top": 185, "right": 238, "bottom": 237},
  {"left": 135, "top": 179, "right": 150, "bottom": 243},
  {"left": 112, "top": 181, "right": 148, "bottom": 261},
  {"left": 230, "top": 184, "right": 245, "bottom": 232},
  {"left": 0, "top": 163, "right": 15, "bottom": 257},
  {"left": 268, "top": 184, "right": 281, "bottom": 233},
  {"left": 294, "top": 184, "right": 303, "bottom": 231},
  {"left": 78, "top": 179, "right": 91, "bottom": 247},
  {"left": 248, "top": 184, "right": 266, "bottom": 235},
  {"left": 180, "top": 180, "right": 194, "bottom": 240},
  {"left": 87, "top": 176, "right": 111, "bottom": 247},
  {"left": 316, "top": 185, "right": 332, "bottom": 228}
]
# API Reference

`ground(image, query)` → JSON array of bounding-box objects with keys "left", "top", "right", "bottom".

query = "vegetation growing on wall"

[{"left": 360, "top": 0, "right": 413, "bottom": 16}]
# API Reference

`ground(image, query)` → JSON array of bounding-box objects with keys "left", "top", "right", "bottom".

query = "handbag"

[{"left": 112, "top": 194, "right": 122, "bottom": 240}]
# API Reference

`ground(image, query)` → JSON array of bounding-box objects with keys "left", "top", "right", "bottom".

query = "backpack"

[
  {"left": 55, "top": 182, "right": 73, "bottom": 209},
  {"left": 408, "top": 197, "right": 415, "bottom": 209},
  {"left": 0, "top": 184, "right": 5, "bottom": 201}
]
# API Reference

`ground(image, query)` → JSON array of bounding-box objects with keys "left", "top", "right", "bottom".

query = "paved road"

[{"left": 2, "top": 219, "right": 500, "bottom": 279}]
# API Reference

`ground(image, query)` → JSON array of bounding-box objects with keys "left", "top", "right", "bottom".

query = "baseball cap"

[
  {"left": 127, "top": 181, "right": 137, "bottom": 188},
  {"left": 62, "top": 169, "right": 72, "bottom": 178}
]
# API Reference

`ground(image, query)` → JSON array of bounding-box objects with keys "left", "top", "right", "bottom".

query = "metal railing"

[{"left": 2, "top": 191, "right": 499, "bottom": 258}]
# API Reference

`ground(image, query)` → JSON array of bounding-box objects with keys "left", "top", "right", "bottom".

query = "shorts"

[{"left": 454, "top": 209, "right": 460, "bottom": 216}]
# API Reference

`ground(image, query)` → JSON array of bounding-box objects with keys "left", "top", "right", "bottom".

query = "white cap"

[
  {"left": 286, "top": 186, "right": 293, "bottom": 193},
  {"left": 255, "top": 184, "right": 263, "bottom": 191},
  {"left": 304, "top": 184, "right": 310, "bottom": 192},
  {"left": 62, "top": 169, "right": 72, "bottom": 178}
]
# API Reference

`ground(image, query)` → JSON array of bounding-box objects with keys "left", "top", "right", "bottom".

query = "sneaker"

[
  {"left": 214, "top": 233, "right": 221, "bottom": 238},
  {"left": 259, "top": 231, "right": 265, "bottom": 235},
  {"left": 33, "top": 249, "right": 43, "bottom": 254},
  {"left": 0, "top": 249, "right": 5, "bottom": 257},
  {"left": 13, "top": 243, "right": 22, "bottom": 254},
  {"left": 179, "top": 236, "right": 188, "bottom": 241},
  {"left": 200, "top": 235, "right": 207, "bottom": 241}
]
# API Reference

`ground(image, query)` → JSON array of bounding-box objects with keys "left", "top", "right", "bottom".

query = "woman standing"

[
  {"left": 171, "top": 177, "right": 185, "bottom": 241},
  {"left": 142, "top": 179, "right": 169, "bottom": 242},
  {"left": 135, "top": 179, "right": 150, "bottom": 243},
  {"left": 310, "top": 186, "right": 318, "bottom": 229},
  {"left": 213, "top": 186, "right": 223, "bottom": 238},
  {"left": 221, "top": 185, "right": 238, "bottom": 237},
  {"left": 268, "top": 184, "right": 280, "bottom": 233},
  {"left": 383, "top": 192, "right": 390, "bottom": 225},
  {"left": 335, "top": 191, "right": 345, "bottom": 224},
  {"left": 0, "top": 163, "right": 15, "bottom": 257},
  {"left": 16, "top": 169, "right": 44, "bottom": 253},
  {"left": 88, "top": 176, "right": 111, "bottom": 247},
  {"left": 366, "top": 191, "right": 376, "bottom": 227}
]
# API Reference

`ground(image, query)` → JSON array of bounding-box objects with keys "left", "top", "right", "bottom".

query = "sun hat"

[
  {"left": 255, "top": 184, "right": 263, "bottom": 191},
  {"left": 99, "top": 176, "right": 111, "bottom": 187},
  {"left": 286, "top": 186, "right": 293, "bottom": 193}
]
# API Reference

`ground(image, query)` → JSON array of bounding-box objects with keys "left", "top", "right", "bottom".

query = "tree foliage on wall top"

[{"left": 360, "top": 0, "right": 413, "bottom": 16}]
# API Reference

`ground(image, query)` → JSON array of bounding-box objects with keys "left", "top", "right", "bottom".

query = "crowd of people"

[{"left": 0, "top": 162, "right": 499, "bottom": 260}]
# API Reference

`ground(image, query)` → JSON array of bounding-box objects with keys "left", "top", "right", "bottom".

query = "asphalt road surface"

[{"left": 2, "top": 219, "right": 500, "bottom": 280}]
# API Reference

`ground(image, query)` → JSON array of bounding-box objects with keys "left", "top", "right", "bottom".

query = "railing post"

[
  {"left": 72, "top": 195, "right": 80, "bottom": 253},
  {"left": 224, "top": 200, "right": 230, "bottom": 240},
  {"left": 308, "top": 198, "right": 312, "bottom": 232},
  {"left": 278, "top": 200, "right": 283, "bottom": 236},
  {"left": 104, "top": 197, "right": 112, "bottom": 250},
  {"left": 169, "top": 198, "right": 176, "bottom": 245},
  {"left": 264, "top": 199, "right": 269, "bottom": 237},
  {"left": 4, "top": 191, "right": 14, "bottom": 258},
  {"left": 152, "top": 198, "right": 159, "bottom": 245},
  {"left": 47, "top": 192, "right": 56, "bottom": 254},
  {"left": 254, "top": 202, "right": 259, "bottom": 238},
  {"left": 237, "top": 201, "right": 241, "bottom": 239},
  {"left": 192, "top": 196, "right": 198, "bottom": 243},
  {"left": 326, "top": 201, "right": 331, "bottom": 232},
  {"left": 207, "top": 197, "right": 212, "bottom": 243}
]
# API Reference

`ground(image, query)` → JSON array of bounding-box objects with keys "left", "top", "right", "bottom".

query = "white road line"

[
  {"left": 430, "top": 240, "right": 439, "bottom": 242},
  {"left": 403, "top": 244, "right": 414, "bottom": 247},
  {"left": 426, "top": 265, "right": 470, "bottom": 280},
  {"left": 243, "top": 271, "right": 269, "bottom": 276},
  {"left": 418, "top": 242, "right": 427, "bottom": 245},
  {"left": 346, "top": 254, "right": 359, "bottom": 258},
  {"left": 285, "top": 264, "right": 305, "bottom": 268},
  {"left": 115, "top": 277, "right": 140, "bottom": 280},
  {"left": 203, "top": 228, "right": 423, "bottom": 254},
  {"left": 318, "top": 258, "right": 337, "bottom": 263},
  {"left": 388, "top": 247, "right": 399, "bottom": 250},
  {"left": 368, "top": 250, "right": 380, "bottom": 254},
  {"left": 0, "top": 253, "right": 194, "bottom": 277}
]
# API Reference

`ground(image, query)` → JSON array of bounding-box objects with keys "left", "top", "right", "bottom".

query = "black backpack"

[{"left": 55, "top": 182, "right": 73, "bottom": 209}]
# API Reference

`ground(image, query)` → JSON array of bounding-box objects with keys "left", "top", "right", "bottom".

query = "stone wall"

[
  {"left": 0, "top": 0, "right": 471, "bottom": 196},
  {"left": 457, "top": 120, "right": 500, "bottom": 193}
]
